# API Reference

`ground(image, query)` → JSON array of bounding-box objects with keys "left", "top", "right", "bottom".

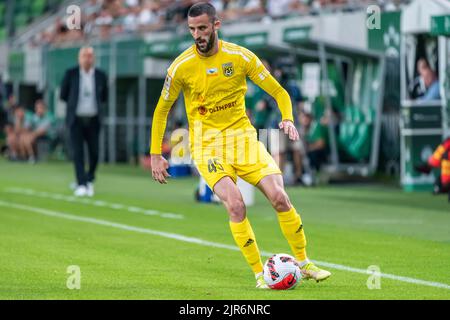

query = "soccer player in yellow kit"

[{"left": 150, "top": 2, "right": 331, "bottom": 288}]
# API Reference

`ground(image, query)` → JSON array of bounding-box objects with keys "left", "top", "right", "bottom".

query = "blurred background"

[{"left": 0, "top": 0, "right": 449, "bottom": 192}]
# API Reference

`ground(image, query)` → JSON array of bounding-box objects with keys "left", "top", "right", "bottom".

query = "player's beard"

[{"left": 195, "top": 31, "right": 216, "bottom": 54}]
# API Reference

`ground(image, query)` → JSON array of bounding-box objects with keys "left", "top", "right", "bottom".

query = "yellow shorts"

[{"left": 193, "top": 139, "right": 282, "bottom": 190}]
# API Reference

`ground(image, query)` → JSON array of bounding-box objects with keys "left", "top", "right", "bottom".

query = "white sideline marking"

[
  {"left": 4, "top": 187, "right": 184, "bottom": 220},
  {"left": 0, "top": 200, "right": 449, "bottom": 291}
]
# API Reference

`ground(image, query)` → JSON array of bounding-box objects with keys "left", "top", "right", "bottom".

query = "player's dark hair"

[{"left": 188, "top": 2, "right": 217, "bottom": 23}]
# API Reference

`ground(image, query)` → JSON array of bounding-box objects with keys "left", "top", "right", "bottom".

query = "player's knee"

[
  {"left": 226, "top": 199, "right": 246, "bottom": 221},
  {"left": 271, "top": 189, "right": 291, "bottom": 212}
]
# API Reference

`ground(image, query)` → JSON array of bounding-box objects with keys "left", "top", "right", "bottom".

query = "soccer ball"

[{"left": 263, "top": 253, "right": 302, "bottom": 290}]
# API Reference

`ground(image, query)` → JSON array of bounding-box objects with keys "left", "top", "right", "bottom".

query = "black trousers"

[
  {"left": 70, "top": 116, "right": 100, "bottom": 186},
  {"left": 307, "top": 149, "right": 327, "bottom": 171}
]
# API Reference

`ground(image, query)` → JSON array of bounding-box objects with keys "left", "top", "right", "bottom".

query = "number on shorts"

[{"left": 208, "top": 158, "right": 223, "bottom": 173}]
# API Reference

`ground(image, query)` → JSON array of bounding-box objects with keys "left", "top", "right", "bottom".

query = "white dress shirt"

[{"left": 76, "top": 67, "right": 97, "bottom": 117}]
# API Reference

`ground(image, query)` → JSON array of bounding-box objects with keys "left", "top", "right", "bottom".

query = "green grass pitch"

[{"left": 0, "top": 159, "right": 449, "bottom": 299}]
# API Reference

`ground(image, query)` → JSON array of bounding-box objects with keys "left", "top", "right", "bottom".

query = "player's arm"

[
  {"left": 245, "top": 51, "right": 299, "bottom": 141},
  {"left": 428, "top": 138, "right": 450, "bottom": 168},
  {"left": 150, "top": 71, "right": 182, "bottom": 184}
]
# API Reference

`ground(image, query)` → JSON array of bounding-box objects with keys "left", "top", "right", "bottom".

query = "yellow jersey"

[{"left": 150, "top": 39, "right": 293, "bottom": 155}]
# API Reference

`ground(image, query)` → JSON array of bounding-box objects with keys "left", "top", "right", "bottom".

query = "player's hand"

[
  {"left": 150, "top": 154, "right": 170, "bottom": 184},
  {"left": 279, "top": 120, "right": 299, "bottom": 141}
]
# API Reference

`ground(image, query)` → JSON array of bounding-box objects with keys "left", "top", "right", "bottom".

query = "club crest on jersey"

[{"left": 222, "top": 62, "right": 234, "bottom": 77}]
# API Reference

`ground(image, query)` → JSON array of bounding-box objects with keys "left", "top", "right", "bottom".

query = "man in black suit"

[{"left": 60, "top": 46, "right": 108, "bottom": 197}]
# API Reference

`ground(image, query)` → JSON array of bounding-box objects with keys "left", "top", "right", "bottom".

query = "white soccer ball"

[{"left": 263, "top": 253, "right": 302, "bottom": 290}]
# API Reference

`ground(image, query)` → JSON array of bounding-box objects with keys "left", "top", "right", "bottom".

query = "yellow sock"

[
  {"left": 277, "top": 207, "right": 307, "bottom": 261},
  {"left": 229, "top": 217, "right": 263, "bottom": 274}
]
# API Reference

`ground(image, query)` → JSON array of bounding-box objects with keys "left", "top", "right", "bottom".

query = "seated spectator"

[
  {"left": 6, "top": 105, "right": 28, "bottom": 161},
  {"left": 123, "top": 6, "right": 140, "bottom": 32},
  {"left": 241, "top": 0, "right": 265, "bottom": 17},
  {"left": 3, "top": 95, "right": 18, "bottom": 157},
  {"left": 220, "top": 0, "right": 247, "bottom": 20},
  {"left": 52, "top": 19, "right": 70, "bottom": 44},
  {"left": 138, "top": 1, "right": 164, "bottom": 31},
  {"left": 289, "top": 0, "right": 309, "bottom": 13},
  {"left": 415, "top": 58, "right": 441, "bottom": 101},
  {"left": 170, "top": 0, "right": 196, "bottom": 24},
  {"left": 104, "top": 0, "right": 124, "bottom": 18},
  {"left": 2, "top": 94, "right": 17, "bottom": 134},
  {"left": 95, "top": 9, "right": 114, "bottom": 39},
  {"left": 3, "top": 94, "right": 19, "bottom": 122},
  {"left": 299, "top": 108, "right": 328, "bottom": 172},
  {"left": 21, "top": 100, "right": 56, "bottom": 163},
  {"left": 84, "top": 0, "right": 103, "bottom": 17},
  {"left": 267, "top": 0, "right": 296, "bottom": 18},
  {"left": 125, "top": 0, "right": 141, "bottom": 8}
]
